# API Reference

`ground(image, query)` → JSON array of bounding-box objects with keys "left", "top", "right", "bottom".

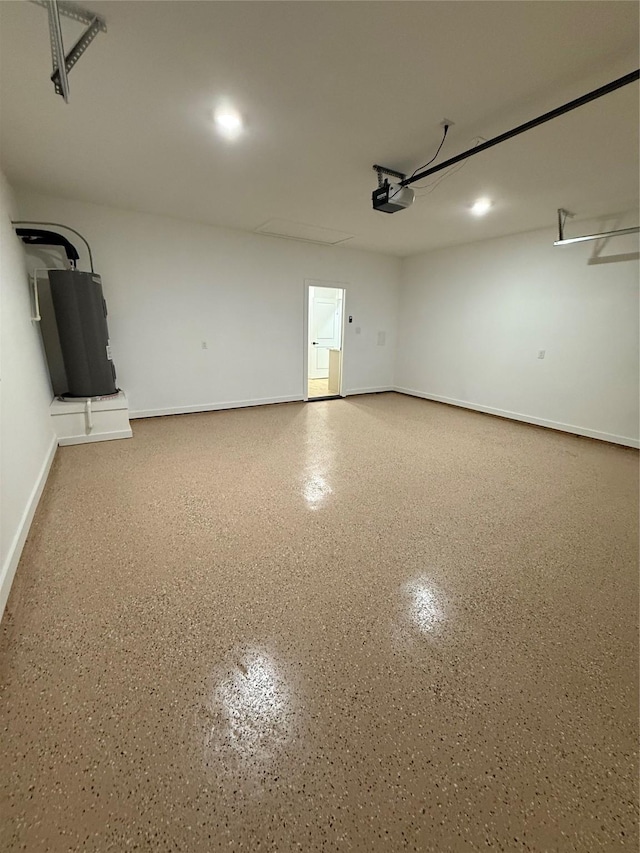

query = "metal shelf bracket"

[
  {"left": 554, "top": 208, "right": 639, "bottom": 246},
  {"left": 31, "top": 0, "right": 107, "bottom": 102}
]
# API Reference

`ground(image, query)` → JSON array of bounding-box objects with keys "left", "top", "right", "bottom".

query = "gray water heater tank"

[{"left": 46, "top": 269, "right": 117, "bottom": 397}]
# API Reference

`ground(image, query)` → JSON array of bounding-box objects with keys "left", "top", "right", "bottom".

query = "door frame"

[{"left": 303, "top": 279, "right": 347, "bottom": 401}]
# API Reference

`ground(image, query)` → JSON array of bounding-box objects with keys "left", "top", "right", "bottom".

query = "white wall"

[
  {"left": 15, "top": 189, "right": 401, "bottom": 417},
  {"left": 396, "top": 216, "right": 640, "bottom": 446},
  {"left": 0, "top": 173, "right": 57, "bottom": 620}
]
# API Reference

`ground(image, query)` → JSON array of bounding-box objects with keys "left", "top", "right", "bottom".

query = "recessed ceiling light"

[
  {"left": 470, "top": 198, "right": 492, "bottom": 216},
  {"left": 214, "top": 107, "right": 243, "bottom": 139}
]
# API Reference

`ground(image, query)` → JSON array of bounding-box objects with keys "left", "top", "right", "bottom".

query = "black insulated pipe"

[
  {"left": 400, "top": 69, "right": 640, "bottom": 187},
  {"left": 15, "top": 228, "right": 80, "bottom": 267},
  {"left": 12, "top": 220, "right": 94, "bottom": 272}
]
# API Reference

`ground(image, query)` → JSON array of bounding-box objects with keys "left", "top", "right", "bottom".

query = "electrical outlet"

[
  {"left": 377, "top": 331, "right": 386, "bottom": 346},
  {"left": 355, "top": 327, "right": 361, "bottom": 335},
  {"left": 201, "top": 341, "right": 208, "bottom": 350},
  {"left": 440, "top": 118, "right": 455, "bottom": 129},
  {"left": 538, "top": 349, "right": 545, "bottom": 359}
]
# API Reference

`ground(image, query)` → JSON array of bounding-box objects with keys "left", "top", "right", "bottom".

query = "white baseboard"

[
  {"left": 344, "top": 386, "right": 393, "bottom": 396},
  {"left": 130, "top": 390, "right": 398, "bottom": 418},
  {"left": 0, "top": 435, "right": 58, "bottom": 623},
  {"left": 57, "top": 428, "right": 133, "bottom": 446},
  {"left": 130, "top": 394, "right": 303, "bottom": 419},
  {"left": 393, "top": 387, "right": 640, "bottom": 449}
]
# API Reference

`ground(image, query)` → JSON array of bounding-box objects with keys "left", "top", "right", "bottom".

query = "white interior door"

[{"left": 308, "top": 287, "right": 343, "bottom": 379}]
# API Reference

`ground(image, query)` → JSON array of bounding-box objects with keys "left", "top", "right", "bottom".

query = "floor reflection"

[
  {"left": 205, "top": 648, "right": 293, "bottom": 766},
  {"left": 301, "top": 405, "right": 335, "bottom": 510},
  {"left": 303, "top": 474, "right": 333, "bottom": 510},
  {"left": 404, "top": 577, "right": 446, "bottom": 634}
]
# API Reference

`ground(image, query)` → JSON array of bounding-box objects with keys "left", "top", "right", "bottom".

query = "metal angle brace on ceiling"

[
  {"left": 31, "top": 0, "right": 107, "bottom": 102},
  {"left": 372, "top": 164, "right": 406, "bottom": 188},
  {"left": 554, "top": 208, "right": 640, "bottom": 246}
]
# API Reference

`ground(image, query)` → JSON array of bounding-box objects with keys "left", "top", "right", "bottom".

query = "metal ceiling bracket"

[
  {"left": 554, "top": 208, "right": 640, "bottom": 246},
  {"left": 373, "top": 164, "right": 406, "bottom": 188},
  {"left": 31, "top": 0, "right": 107, "bottom": 102},
  {"left": 46, "top": 0, "right": 69, "bottom": 101},
  {"left": 556, "top": 208, "right": 575, "bottom": 242}
]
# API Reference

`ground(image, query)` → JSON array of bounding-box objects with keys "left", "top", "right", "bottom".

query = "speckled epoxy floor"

[{"left": 1, "top": 393, "right": 638, "bottom": 852}]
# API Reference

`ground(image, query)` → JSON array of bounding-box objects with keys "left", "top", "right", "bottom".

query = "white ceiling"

[{"left": 1, "top": 1, "right": 638, "bottom": 256}]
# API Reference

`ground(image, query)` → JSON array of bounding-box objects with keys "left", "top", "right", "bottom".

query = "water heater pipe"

[
  {"left": 31, "top": 270, "right": 46, "bottom": 321},
  {"left": 12, "top": 220, "right": 94, "bottom": 272}
]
